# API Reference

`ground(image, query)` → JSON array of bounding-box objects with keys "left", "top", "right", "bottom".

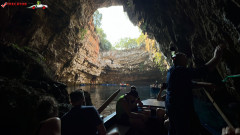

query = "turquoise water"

[
  {"left": 67, "top": 85, "right": 152, "bottom": 117},
  {"left": 194, "top": 98, "right": 227, "bottom": 135}
]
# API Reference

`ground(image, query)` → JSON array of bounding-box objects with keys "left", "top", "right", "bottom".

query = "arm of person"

[
  {"left": 136, "top": 98, "right": 143, "bottom": 107},
  {"left": 205, "top": 45, "right": 225, "bottom": 71},
  {"left": 157, "top": 88, "right": 164, "bottom": 101},
  {"left": 38, "top": 117, "right": 61, "bottom": 135},
  {"left": 121, "top": 100, "right": 145, "bottom": 120},
  {"left": 97, "top": 123, "right": 107, "bottom": 135}
]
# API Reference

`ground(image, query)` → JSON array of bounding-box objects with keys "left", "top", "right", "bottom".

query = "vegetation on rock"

[
  {"left": 145, "top": 38, "right": 168, "bottom": 72},
  {"left": 114, "top": 33, "right": 146, "bottom": 49},
  {"left": 93, "top": 10, "right": 112, "bottom": 51},
  {"left": 96, "top": 27, "right": 112, "bottom": 51}
]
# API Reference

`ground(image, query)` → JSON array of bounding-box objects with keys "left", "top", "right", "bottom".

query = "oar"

[
  {"left": 222, "top": 74, "right": 240, "bottom": 82},
  {"left": 98, "top": 89, "right": 121, "bottom": 114},
  {"left": 204, "top": 89, "right": 234, "bottom": 128}
]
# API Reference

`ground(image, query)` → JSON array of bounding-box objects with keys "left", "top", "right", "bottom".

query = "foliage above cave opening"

[
  {"left": 93, "top": 10, "right": 112, "bottom": 51},
  {"left": 114, "top": 33, "right": 146, "bottom": 50}
]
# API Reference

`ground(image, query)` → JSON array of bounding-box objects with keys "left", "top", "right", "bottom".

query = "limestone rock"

[{"left": 98, "top": 46, "right": 167, "bottom": 84}]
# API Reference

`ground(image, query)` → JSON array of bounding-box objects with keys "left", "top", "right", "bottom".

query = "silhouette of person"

[
  {"left": 35, "top": 96, "right": 61, "bottom": 135},
  {"left": 166, "top": 45, "right": 224, "bottom": 135}
]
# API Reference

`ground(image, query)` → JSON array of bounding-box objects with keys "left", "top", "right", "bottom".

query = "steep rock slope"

[
  {"left": 98, "top": 46, "right": 167, "bottom": 84},
  {"left": 0, "top": 0, "right": 240, "bottom": 131}
]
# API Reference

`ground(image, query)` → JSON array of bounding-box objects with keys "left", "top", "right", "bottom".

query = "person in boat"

[
  {"left": 157, "top": 83, "right": 167, "bottom": 101},
  {"left": 154, "top": 80, "right": 159, "bottom": 88},
  {"left": 116, "top": 86, "right": 147, "bottom": 128},
  {"left": 61, "top": 90, "right": 116, "bottom": 135},
  {"left": 35, "top": 96, "right": 61, "bottom": 135},
  {"left": 166, "top": 45, "right": 224, "bottom": 135}
]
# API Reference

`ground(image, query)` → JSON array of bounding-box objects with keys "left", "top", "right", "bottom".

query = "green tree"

[
  {"left": 114, "top": 33, "right": 147, "bottom": 50},
  {"left": 115, "top": 38, "right": 138, "bottom": 49},
  {"left": 136, "top": 33, "right": 147, "bottom": 46},
  {"left": 93, "top": 10, "right": 112, "bottom": 51},
  {"left": 153, "top": 52, "right": 167, "bottom": 71},
  {"left": 93, "top": 10, "right": 102, "bottom": 27},
  {"left": 96, "top": 27, "right": 112, "bottom": 51}
]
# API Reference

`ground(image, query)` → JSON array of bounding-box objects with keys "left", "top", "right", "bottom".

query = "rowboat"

[
  {"left": 103, "top": 98, "right": 218, "bottom": 135},
  {"left": 101, "top": 88, "right": 227, "bottom": 135},
  {"left": 104, "top": 99, "right": 167, "bottom": 135},
  {"left": 101, "top": 84, "right": 118, "bottom": 86},
  {"left": 120, "top": 83, "right": 127, "bottom": 87}
]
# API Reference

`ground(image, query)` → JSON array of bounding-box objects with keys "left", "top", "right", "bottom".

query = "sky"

[{"left": 98, "top": 6, "right": 141, "bottom": 45}]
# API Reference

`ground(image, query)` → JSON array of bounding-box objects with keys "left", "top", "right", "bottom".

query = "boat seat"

[{"left": 107, "top": 124, "right": 130, "bottom": 135}]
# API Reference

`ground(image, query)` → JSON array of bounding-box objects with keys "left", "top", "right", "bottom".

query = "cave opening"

[
  {"left": 91, "top": 6, "right": 168, "bottom": 86},
  {"left": 1, "top": 0, "right": 240, "bottom": 134}
]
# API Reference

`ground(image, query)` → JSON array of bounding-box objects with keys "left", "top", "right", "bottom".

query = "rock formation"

[
  {"left": 98, "top": 46, "right": 167, "bottom": 84},
  {"left": 1, "top": 0, "right": 240, "bottom": 133}
]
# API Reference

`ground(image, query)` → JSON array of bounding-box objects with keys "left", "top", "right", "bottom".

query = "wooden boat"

[
  {"left": 104, "top": 99, "right": 167, "bottom": 135},
  {"left": 101, "top": 84, "right": 117, "bottom": 86},
  {"left": 103, "top": 99, "right": 217, "bottom": 135},
  {"left": 102, "top": 88, "right": 228, "bottom": 135},
  {"left": 120, "top": 83, "right": 127, "bottom": 87}
]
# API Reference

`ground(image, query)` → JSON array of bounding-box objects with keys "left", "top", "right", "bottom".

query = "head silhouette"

[
  {"left": 172, "top": 52, "right": 188, "bottom": 67},
  {"left": 70, "top": 90, "right": 85, "bottom": 106}
]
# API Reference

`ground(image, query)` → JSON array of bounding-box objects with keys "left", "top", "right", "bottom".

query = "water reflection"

[{"left": 67, "top": 85, "right": 151, "bottom": 117}]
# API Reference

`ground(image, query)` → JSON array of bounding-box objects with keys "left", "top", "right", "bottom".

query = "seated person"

[
  {"left": 61, "top": 90, "right": 117, "bottom": 135},
  {"left": 35, "top": 96, "right": 61, "bottom": 135},
  {"left": 116, "top": 86, "right": 146, "bottom": 129},
  {"left": 157, "top": 83, "right": 167, "bottom": 101},
  {"left": 116, "top": 86, "right": 165, "bottom": 130}
]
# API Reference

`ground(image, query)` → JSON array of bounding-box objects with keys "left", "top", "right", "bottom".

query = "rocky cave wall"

[
  {"left": 123, "top": 0, "right": 240, "bottom": 127},
  {"left": 98, "top": 46, "right": 167, "bottom": 85},
  {"left": 1, "top": 0, "right": 106, "bottom": 85},
  {"left": 124, "top": 0, "right": 240, "bottom": 100},
  {"left": 1, "top": 0, "right": 240, "bottom": 132}
]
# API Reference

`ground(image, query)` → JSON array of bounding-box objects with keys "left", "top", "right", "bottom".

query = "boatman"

[{"left": 166, "top": 45, "right": 224, "bottom": 135}]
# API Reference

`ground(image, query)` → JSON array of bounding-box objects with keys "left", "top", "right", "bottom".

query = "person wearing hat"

[{"left": 116, "top": 86, "right": 147, "bottom": 129}]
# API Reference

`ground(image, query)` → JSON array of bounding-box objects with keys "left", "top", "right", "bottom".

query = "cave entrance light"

[{"left": 93, "top": 6, "right": 142, "bottom": 50}]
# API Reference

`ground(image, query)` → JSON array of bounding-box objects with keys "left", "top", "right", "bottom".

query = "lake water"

[{"left": 67, "top": 85, "right": 157, "bottom": 117}]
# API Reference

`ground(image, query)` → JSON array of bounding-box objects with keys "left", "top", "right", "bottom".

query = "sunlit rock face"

[
  {"left": 1, "top": 0, "right": 239, "bottom": 93},
  {"left": 56, "top": 17, "right": 102, "bottom": 84},
  {"left": 1, "top": 0, "right": 240, "bottom": 131},
  {"left": 0, "top": 0, "right": 104, "bottom": 85},
  {"left": 98, "top": 46, "right": 167, "bottom": 84}
]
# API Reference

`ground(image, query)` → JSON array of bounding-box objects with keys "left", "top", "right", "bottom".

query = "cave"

[{"left": 0, "top": 0, "right": 240, "bottom": 134}]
